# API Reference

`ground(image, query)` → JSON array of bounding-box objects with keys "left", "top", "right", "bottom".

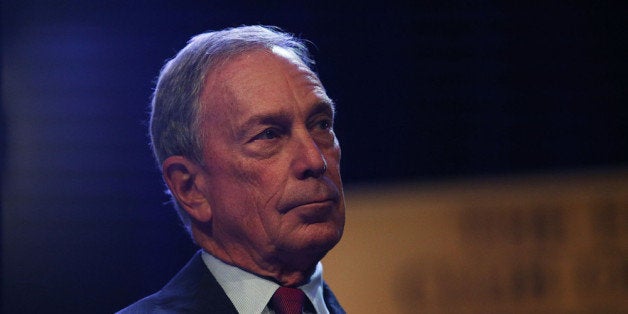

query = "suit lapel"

[
  {"left": 158, "top": 250, "right": 239, "bottom": 313},
  {"left": 322, "top": 282, "right": 346, "bottom": 314}
]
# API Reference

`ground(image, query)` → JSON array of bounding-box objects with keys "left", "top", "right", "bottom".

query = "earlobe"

[{"left": 162, "top": 156, "right": 212, "bottom": 223}]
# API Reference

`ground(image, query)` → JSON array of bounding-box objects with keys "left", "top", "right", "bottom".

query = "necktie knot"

[{"left": 271, "top": 287, "right": 306, "bottom": 314}]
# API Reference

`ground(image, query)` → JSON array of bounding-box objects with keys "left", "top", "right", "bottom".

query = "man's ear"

[{"left": 162, "top": 156, "right": 212, "bottom": 223}]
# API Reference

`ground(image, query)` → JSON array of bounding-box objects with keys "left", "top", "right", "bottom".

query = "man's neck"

[{"left": 195, "top": 232, "right": 320, "bottom": 286}]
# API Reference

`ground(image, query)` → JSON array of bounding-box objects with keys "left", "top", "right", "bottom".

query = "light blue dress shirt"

[{"left": 201, "top": 251, "right": 330, "bottom": 314}]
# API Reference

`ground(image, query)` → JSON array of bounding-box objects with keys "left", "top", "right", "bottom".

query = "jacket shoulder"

[
  {"left": 117, "top": 251, "right": 238, "bottom": 313},
  {"left": 323, "top": 281, "right": 346, "bottom": 314}
]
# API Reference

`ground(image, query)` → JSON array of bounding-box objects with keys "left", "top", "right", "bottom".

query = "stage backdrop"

[{"left": 323, "top": 169, "right": 628, "bottom": 313}]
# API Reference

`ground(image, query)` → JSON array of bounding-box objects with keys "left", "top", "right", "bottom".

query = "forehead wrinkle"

[
  {"left": 280, "top": 59, "right": 330, "bottom": 118},
  {"left": 199, "top": 68, "right": 244, "bottom": 147},
  {"left": 268, "top": 46, "right": 329, "bottom": 112},
  {"left": 202, "top": 49, "right": 332, "bottom": 143}
]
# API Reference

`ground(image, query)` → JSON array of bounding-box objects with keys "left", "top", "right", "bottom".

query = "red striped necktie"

[{"left": 271, "top": 287, "right": 306, "bottom": 314}]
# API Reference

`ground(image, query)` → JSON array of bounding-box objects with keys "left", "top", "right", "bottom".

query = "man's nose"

[{"left": 292, "top": 132, "right": 327, "bottom": 179}]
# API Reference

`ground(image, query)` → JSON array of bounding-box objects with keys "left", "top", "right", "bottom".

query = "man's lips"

[
  {"left": 289, "top": 199, "right": 337, "bottom": 223},
  {"left": 279, "top": 191, "right": 340, "bottom": 215}
]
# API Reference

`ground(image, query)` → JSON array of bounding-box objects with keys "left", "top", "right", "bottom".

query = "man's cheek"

[{"left": 230, "top": 162, "right": 274, "bottom": 194}]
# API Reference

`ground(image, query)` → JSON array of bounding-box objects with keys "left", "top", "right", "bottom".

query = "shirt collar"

[{"left": 201, "top": 251, "right": 329, "bottom": 314}]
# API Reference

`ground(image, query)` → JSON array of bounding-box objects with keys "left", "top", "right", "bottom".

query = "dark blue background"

[{"left": 2, "top": 1, "right": 626, "bottom": 312}]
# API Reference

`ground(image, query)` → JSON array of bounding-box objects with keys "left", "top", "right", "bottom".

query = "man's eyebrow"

[
  {"left": 309, "top": 101, "right": 336, "bottom": 119},
  {"left": 236, "top": 111, "right": 292, "bottom": 139},
  {"left": 236, "top": 101, "right": 336, "bottom": 140}
]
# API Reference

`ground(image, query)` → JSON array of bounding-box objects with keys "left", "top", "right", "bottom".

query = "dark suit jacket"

[{"left": 118, "top": 250, "right": 345, "bottom": 313}]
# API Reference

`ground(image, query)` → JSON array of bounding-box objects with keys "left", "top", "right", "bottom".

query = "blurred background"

[{"left": 2, "top": 1, "right": 626, "bottom": 313}]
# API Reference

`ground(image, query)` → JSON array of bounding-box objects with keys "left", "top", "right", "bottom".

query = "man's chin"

[{"left": 284, "top": 224, "right": 343, "bottom": 256}]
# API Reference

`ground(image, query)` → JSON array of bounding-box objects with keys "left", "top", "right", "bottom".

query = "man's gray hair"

[{"left": 149, "top": 25, "right": 314, "bottom": 234}]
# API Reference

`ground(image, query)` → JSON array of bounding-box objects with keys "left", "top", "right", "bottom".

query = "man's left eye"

[
  {"left": 255, "top": 128, "right": 280, "bottom": 140},
  {"left": 317, "top": 119, "right": 332, "bottom": 130}
]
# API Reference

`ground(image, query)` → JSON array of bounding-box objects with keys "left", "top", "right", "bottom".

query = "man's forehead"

[
  {"left": 202, "top": 47, "right": 326, "bottom": 103},
  {"left": 198, "top": 48, "right": 333, "bottom": 131},
  {"left": 219, "top": 47, "right": 312, "bottom": 80}
]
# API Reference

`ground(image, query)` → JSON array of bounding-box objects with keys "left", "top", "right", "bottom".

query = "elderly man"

[{"left": 119, "top": 25, "right": 346, "bottom": 313}]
